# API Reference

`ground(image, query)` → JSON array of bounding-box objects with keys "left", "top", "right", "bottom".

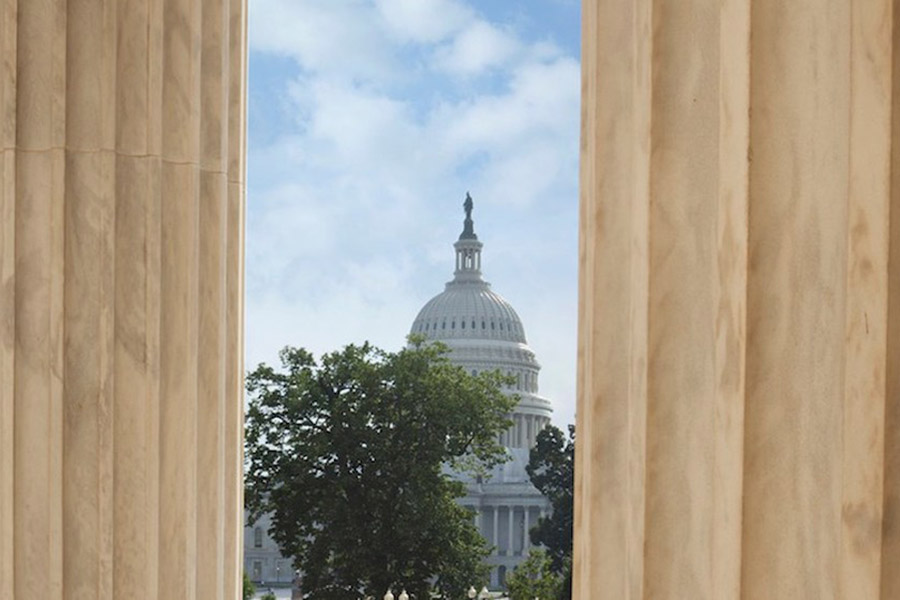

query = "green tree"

[
  {"left": 505, "top": 549, "right": 562, "bottom": 600},
  {"left": 526, "top": 424, "right": 574, "bottom": 598},
  {"left": 245, "top": 341, "right": 515, "bottom": 600},
  {"left": 242, "top": 572, "right": 256, "bottom": 600}
]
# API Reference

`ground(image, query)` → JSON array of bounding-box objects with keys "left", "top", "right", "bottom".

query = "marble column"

[
  {"left": 525, "top": 415, "right": 531, "bottom": 447},
  {"left": 0, "top": 1, "right": 247, "bottom": 600},
  {"left": 576, "top": 0, "right": 899, "bottom": 599},
  {"left": 492, "top": 506, "right": 499, "bottom": 555},
  {"left": 507, "top": 508, "right": 514, "bottom": 557},
  {"left": 523, "top": 507, "right": 530, "bottom": 553}
]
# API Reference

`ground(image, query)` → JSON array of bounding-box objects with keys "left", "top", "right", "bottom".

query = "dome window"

[
  {"left": 491, "top": 321, "right": 495, "bottom": 330},
  {"left": 442, "top": 321, "right": 446, "bottom": 330},
  {"left": 461, "top": 320, "right": 465, "bottom": 329},
  {"left": 472, "top": 320, "right": 476, "bottom": 329},
  {"left": 482, "top": 321, "right": 486, "bottom": 329},
  {"left": 451, "top": 321, "right": 455, "bottom": 329},
  {"left": 499, "top": 322, "right": 504, "bottom": 330}
]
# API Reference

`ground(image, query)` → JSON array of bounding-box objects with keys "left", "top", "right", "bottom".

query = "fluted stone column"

[
  {"left": 576, "top": 0, "right": 900, "bottom": 599},
  {"left": 523, "top": 507, "right": 530, "bottom": 552},
  {"left": 492, "top": 506, "right": 499, "bottom": 554},
  {"left": 507, "top": 508, "right": 514, "bottom": 556},
  {"left": 0, "top": 1, "right": 247, "bottom": 599}
]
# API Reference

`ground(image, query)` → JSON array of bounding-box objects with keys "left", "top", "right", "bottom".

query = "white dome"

[
  {"left": 408, "top": 195, "right": 552, "bottom": 444},
  {"left": 411, "top": 281, "right": 527, "bottom": 344}
]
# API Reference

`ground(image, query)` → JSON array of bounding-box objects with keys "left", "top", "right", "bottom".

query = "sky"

[{"left": 246, "top": 0, "right": 581, "bottom": 427}]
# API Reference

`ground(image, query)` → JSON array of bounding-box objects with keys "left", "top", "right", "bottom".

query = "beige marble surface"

[
  {"left": 576, "top": 0, "right": 897, "bottom": 598},
  {"left": 0, "top": 1, "right": 247, "bottom": 599}
]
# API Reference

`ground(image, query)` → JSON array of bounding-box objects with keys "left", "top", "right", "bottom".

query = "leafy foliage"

[
  {"left": 245, "top": 341, "right": 515, "bottom": 600},
  {"left": 242, "top": 573, "right": 256, "bottom": 600},
  {"left": 505, "top": 549, "right": 563, "bottom": 600},
  {"left": 526, "top": 424, "right": 574, "bottom": 599}
]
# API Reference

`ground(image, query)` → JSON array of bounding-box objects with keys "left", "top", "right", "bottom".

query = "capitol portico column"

[
  {"left": 492, "top": 506, "right": 499, "bottom": 555},
  {"left": 523, "top": 507, "right": 530, "bottom": 553},
  {"left": 0, "top": 1, "right": 247, "bottom": 599},
  {"left": 577, "top": 0, "right": 897, "bottom": 599},
  {"left": 528, "top": 415, "right": 535, "bottom": 446},
  {"left": 508, "top": 507, "right": 514, "bottom": 556},
  {"left": 518, "top": 415, "right": 525, "bottom": 448},
  {"left": 525, "top": 415, "right": 531, "bottom": 447}
]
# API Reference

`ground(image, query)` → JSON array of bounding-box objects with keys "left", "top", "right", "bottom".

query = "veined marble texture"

[{"left": 0, "top": 1, "right": 247, "bottom": 599}]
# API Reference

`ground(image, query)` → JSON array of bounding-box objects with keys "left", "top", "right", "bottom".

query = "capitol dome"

[
  {"left": 411, "top": 285, "right": 527, "bottom": 344},
  {"left": 409, "top": 194, "right": 552, "bottom": 437}
]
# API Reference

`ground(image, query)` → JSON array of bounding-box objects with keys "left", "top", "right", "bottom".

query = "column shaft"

[
  {"left": 0, "top": 1, "right": 247, "bottom": 599},
  {"left": 576, "top": 0, "right": 896, "bottom": 599},
  {"left": 508, "top": 507, "right": 514, "bottom": 556},
  {"left": 492, "top": 506, "right": 499, "bottom": 555},
  {"left": 524, "top": 507, "right": 530, "bottom": 552}
]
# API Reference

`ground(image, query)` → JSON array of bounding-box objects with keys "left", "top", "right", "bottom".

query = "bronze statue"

[{"left": 464, "top": 192, "right": 473, "bottom": 220}]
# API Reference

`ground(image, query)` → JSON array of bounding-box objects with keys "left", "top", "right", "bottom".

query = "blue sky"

[{"left": 246, "top": 0, "right": 581, "bottom": 427}]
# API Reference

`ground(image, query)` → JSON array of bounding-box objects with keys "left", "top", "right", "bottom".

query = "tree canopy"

[
  {"left": 244, "top": 340, "right": 516, "bottom": 600},
  {"left": 504, "top": 549, "right": 563, "bottom": 600},
  {"left": 526, "top": 424, "right": 574, "bottom": 598}
]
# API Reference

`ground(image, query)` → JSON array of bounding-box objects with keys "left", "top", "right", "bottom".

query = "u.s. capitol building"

[
  {"left": 408, "top": 195, "right": 552, "bottom": 588},
  {"left": 245, "top": 196, "right": 554, "bottom": 591}
]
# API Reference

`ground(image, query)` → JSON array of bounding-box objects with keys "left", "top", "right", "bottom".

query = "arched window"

[
  {"left": 461, "top": 320, "right": 465, "bottom": 329},
  {"left": 254, "top": 526, "right": 263, "bottom": 548},
  {"left": 498, "top": 565, "right": 507, "bottom": 587}
]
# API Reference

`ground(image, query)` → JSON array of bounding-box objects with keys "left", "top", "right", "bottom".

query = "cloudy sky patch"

[{"left": 247, "top": 0, "right": 580, "bottom": 427}]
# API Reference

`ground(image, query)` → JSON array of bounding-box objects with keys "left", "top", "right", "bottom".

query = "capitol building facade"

[
  {"left": 245, "top": 197, "right": 553, "bottom": 590},
  {"left": 408, "top": 196, "right": 553, "bottom": 588}
]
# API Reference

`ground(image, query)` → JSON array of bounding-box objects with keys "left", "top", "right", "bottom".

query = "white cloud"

[
  {"left": 249, "top": 0, "right": 398, "bottom": 82},
  {"left": 433, "top": 21, "right": 522, "bottom": 75},
  {"left": 442, "top": 59, "right": 580, "bottom": 149},
  {"left": 374, "top": 0, "right": 474, "bottom": 44},
  {"left": 303, "top": 81, "right": 423, "bottom": 168}
]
